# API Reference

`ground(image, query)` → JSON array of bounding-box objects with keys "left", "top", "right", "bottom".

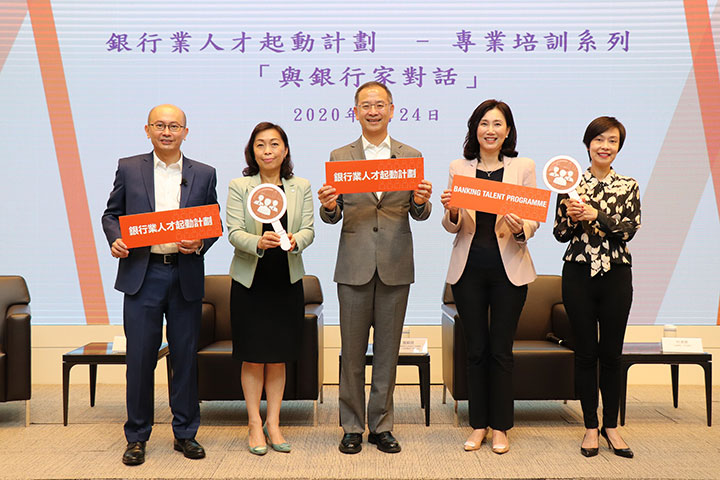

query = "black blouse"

[{"left": 553, "top": 168, "right": 641, "bottom": 277}]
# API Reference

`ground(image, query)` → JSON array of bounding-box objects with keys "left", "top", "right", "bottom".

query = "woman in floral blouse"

[{"left": 553, "top": 116, "right": 640, "bottom": 459}]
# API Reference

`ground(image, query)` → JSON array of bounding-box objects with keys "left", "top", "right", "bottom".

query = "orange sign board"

[
  {"left": 449, "top": 175, "right": 552, "bottom": 222},
  {"left": 325, "top": 157, "right": 424, "bottom": 194},
  {"left": 119, "top": 204, "right": 222, "bottom": 248}
]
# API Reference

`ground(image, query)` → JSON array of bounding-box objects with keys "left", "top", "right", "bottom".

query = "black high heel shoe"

[
  {"left": 600, "top": 427, "right": 634, "bottom": 458},
  {"left": 580, "top": 429, "right": 599, "bottom": 457}
]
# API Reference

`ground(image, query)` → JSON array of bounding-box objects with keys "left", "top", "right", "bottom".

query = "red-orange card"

[
  {"left": 119, "top": 204, "right": 222, "bottom": 248},
  {"left": 449, "top": 175, "right": 552, "bottom": 222},
  {"left": 325, "top": 157, "right": 424, "bottom": 194}
]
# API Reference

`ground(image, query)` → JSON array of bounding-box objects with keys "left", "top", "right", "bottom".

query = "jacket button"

[
  {"left": 498, "top": 233, "right": 505, "bottom": 238},
  {"left": 377, "top": 204, "right": 382, "bottom": 209},
  {"left": 373, "top": 227, "right": 378, "bottom": 232}
]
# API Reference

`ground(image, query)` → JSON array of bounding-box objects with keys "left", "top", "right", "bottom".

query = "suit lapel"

[
  {"left": 249, "top": 175, "right": 263, "bottom": 234},
  {"left": 282, "top": 176, "right": 298, "bottom": 232},
  {"left": 180, "top": 157, "right": 195, "bottom": 208},
  {"left": 141, "top": 153, "right": 155, "bottom": 211}
]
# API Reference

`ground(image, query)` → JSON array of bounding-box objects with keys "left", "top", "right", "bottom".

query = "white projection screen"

[{"left": 1, "top": 1, "right": 719, "bottom": 326}]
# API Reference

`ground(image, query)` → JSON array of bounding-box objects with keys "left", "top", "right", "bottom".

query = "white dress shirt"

[
  {"left": 150, "top": 152, "right": 182, "bottom": 254},
  {"left": 361, "top": 134, "right": 391, "bottom": 199}
]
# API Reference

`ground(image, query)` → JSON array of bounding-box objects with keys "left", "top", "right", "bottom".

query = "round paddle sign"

[
  {"left": 542, "top": 155, "right": 583, "bottom": 201},
  {"left": 247, "top": 183, "right": 292, "bottom": 251}
]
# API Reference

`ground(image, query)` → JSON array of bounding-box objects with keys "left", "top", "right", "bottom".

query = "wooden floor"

[{"left": 0, "top": 383, "right": 718, "bottom": 479}]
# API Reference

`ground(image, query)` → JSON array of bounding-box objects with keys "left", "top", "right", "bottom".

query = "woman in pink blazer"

[{"left": 440, "top": 100, "right": 538, "bottom": 454}]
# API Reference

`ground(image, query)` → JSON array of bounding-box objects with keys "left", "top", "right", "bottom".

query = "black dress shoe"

[
  {"left": 174, "top": 437, "right": 206, "bottom": 459},
  {"left": 122, "top": 441, "right": 146, "bottom": 466},
  {"left": 368, "top": 431, "right": 401, "bottom": 453},
  {"left": 581, "top": 446, "right": 599, "bottom": 457},
  {"left": 339, "top": 433, "right": 363, "bottom": 454},
  {"left": 600, "top": 427, "right": 634, "bottom": 458}
]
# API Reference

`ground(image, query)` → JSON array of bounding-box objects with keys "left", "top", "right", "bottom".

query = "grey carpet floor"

[{"left": 0, "top": 384, "right": 718, "bottom": 479}]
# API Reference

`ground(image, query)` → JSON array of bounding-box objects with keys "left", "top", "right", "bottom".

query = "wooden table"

[{"left": 62, "top": 342, "right": 170, "bottom": 426}]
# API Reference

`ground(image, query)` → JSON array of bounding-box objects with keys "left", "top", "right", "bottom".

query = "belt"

[{"left": 149, "top": 253, "right": 178, "bottom": 265}]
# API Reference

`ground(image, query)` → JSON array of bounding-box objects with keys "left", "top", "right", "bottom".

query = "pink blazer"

[{"left": 442, "top": 156, "right": 539, "bottom": 286}]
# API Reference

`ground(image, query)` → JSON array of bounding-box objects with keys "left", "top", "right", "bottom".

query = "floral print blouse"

[{"left": 553, "top": 168, "right": 641, "bottom": 277}]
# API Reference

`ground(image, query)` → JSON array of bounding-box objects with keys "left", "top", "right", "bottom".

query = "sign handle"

[
  {"left": 271, "top": 220, "right": 292, "bottom": 251},
  {"left": 569, "top": 189, "right": 583, "bottom": 203}
]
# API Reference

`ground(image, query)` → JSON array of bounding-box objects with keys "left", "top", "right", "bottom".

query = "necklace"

[{"left": 477, "top": 157, "right": 502, "bottom": 177}]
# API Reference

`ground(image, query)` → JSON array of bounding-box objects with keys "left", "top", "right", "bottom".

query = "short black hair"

[
  {"left": 582, "top": 116, "right": 626, "bottom": 152},
  {"left": 463, "top": 99, "right": 518, "bottom": 160},
  {"left": 354, "top": 81, "right": 393, "bottom": 105},
  {"left": 243, "top": 122, "right": 294, "bottom": 179}
]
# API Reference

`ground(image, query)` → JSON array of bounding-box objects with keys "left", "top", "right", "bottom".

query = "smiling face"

[
  {"left": 588, "top": 127, "right": 620, "bottom": 171},
  {"left": 145, "top": 104, "right": 187, "bottom": 162},
  {"left": 353, "top": 86, "right": 394, "bottom": 143},
  {"left": 253, "top": 128, "right": 288, "bottom": 177},
  {"left": 476, "top": 107, "right": 511, "bottom": 156}
]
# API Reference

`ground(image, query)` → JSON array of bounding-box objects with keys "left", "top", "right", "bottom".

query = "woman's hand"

[
  {"left": 503, "top": 213, "right": 524, "bottom": 235},
  {"left": 287, "top": 231, "right": 297, "bottom": 251},
  {"left": 566, "top": 196, "right": 598, "bottom": 222},
  {"left": 440, "top": 189, "right": 459, "bottom": 217},
  {"left": 257, "top": 231, "right": 282, "bottom": 250}
]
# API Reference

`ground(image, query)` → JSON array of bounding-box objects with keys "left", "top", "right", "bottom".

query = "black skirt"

[{"left": 230, "top": 215, "right": 304, "bottom": 363}]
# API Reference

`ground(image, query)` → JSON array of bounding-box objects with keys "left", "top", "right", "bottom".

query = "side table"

[
  {"left": 62, "top": 342, "right": 170, "bottom": 426},
  {"left": 620, "top": 342, "right": 712, "bottom": 426},
  {"left": 338, "top": 347, "right": 430, "bottom": 426}
]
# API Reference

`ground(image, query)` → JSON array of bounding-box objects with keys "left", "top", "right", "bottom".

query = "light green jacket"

[{"left": 226, "top": 174, "right": 315, "bottom": 287}]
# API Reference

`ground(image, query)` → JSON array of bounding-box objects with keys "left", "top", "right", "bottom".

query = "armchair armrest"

[{"left": 5, "top": 303, "right": 31, "bottom": 401}]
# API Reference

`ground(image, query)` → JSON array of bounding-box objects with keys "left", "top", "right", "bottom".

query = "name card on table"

[
  {"left": 325, "top": 157, "right": 424, "bottom": 194},
  {"left": 119, "top": 204, "right": 222, "bottom": 248},
  {"left": 661, "top": 337, "right": 704, "bottom": 353},
  {"left": 400, "top": 338, "right": 428, "bottom": 354},
  {"left": 449, "top": 175, "right": 552, "bottom": 223}
]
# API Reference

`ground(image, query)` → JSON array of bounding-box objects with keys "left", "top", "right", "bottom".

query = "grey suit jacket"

[{"left": 319, "top": 137, "right": 431, "bottom": 286}]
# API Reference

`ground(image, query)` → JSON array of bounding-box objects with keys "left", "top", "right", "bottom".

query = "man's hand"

[
  {"left": 111, "top": 238, "right": 129, "bottom": 258},
  {"left": 177, "top": 239, "right": 202, "bottom": 255},
  {"left": 317, "top": 184, "right": 338, "bottom": 211},
  {"left": 413, "top": 179, "right": 432, "bottom": 205}
]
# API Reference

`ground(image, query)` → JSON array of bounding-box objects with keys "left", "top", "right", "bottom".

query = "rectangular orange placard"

[
  {"left": 449, "top": 175, "right": 552, "bottom": 222},
  {"left": 325, "top": 157, "right": 424, "bottom": 194},
  {"left": 119, "top": 204, "right": 222, "bottom": 248}
]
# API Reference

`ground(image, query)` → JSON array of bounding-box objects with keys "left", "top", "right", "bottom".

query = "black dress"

[{"left": 230, "top": 209, "right": 304, "bottom": 363}]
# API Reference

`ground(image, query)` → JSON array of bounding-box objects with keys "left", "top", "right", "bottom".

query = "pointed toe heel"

[{"left": 600, "top": 427, "right": 634, "bottom": 458}]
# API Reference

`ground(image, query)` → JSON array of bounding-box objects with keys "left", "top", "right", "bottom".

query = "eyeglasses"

[
  {"left": 148, "top": 122, "right": 185, "bottom": 132},
  {"left": 357, "top": 102, "right": 390, "bottom": 112}
]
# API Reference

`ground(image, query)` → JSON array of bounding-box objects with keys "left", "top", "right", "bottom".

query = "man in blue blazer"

[{"left": 102, "top": 104, "right": 219, "bottom": 466}]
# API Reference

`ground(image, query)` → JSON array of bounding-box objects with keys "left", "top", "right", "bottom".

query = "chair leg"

[
  {"left": 442, "top": 385, "right": 446, "bottom": 404},
  {"left": 25, "top": 400, "right": 30, "bottom": 427},
  {"left": 320, "top": 384, "right": 324, "bottom": 404},
  {"left": 313, "top": 400, "right": 318, "bottom": 427}
]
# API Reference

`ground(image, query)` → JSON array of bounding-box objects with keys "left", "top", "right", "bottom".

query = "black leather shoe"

[
  {"left": 174, "top": 437, "right": 206, "bottom": 459},
  {"left": 581, "top": 428, "right": 599, "bottom": 457},
  {"left": 122, "top": 441, "right": 146, "bottom": 466},
  {"left": 339, "top": 433, "right": 363, "bottom": 454},
  {"left": 600, "top": 427, "right": 633, "bottom": 458},
  {"left": 368, "top": 431, "right": 401, "bottom": 453}
]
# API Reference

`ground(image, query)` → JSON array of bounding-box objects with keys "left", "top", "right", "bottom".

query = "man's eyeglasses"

[
  {"left": 357, "top": 102, "right": 389, "bottom": 112},
  {"left": 148, "top": 122, "right": 185, "bottom": 132}
]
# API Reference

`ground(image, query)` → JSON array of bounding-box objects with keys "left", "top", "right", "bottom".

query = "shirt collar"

[
  {"left": 583, "top": 167, "right": 616, "bottom": 186},
  {"left": 361, "top": 135, "right": 391, "bottom": 152},
  {"left": 153, "top": 151, "right": 183, "bottom": 171}
]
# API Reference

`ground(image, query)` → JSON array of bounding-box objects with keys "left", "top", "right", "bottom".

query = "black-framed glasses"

[{"left": 149, "top": 122, "right": 185, "bottom": 132}]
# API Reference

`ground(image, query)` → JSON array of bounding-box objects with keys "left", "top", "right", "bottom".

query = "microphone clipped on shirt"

[{"left": 181, "top": 178, "right": 188, "bottom": 187}]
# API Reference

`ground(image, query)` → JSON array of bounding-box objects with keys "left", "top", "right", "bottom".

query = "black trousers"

[
  {"left": 451, "top": 260, "right": 527, "bottom": 431},
  {"left": 562, "top": 261, "right": 633, "bottom": 429}
]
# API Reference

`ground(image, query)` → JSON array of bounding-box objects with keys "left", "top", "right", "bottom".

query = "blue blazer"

[{"left": 102, "top": 153, "right": 219, "bottom": 301}]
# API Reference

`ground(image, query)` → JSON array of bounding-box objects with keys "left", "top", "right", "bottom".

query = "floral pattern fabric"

[{"left": 553, "top": 168, "right": 641, "bottom": 277}]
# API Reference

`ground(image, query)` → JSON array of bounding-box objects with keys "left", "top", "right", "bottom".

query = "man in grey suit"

[{"left": 318, "top": 81, "right": 432, "bottom": 454}]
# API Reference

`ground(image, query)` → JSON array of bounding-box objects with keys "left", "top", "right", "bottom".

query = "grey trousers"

[{"left": 337, "top": 274, "right": 410, "bottom": 434}]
